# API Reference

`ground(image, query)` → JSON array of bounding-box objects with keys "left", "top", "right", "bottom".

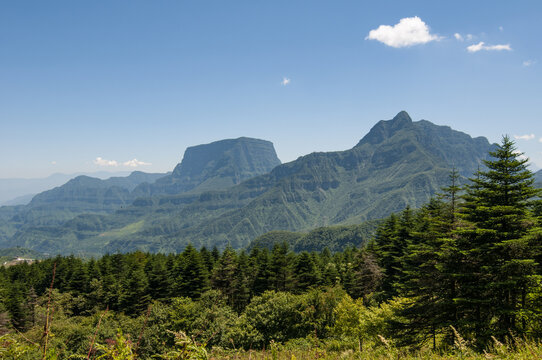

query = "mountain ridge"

[
  {"left": 1, "top": 111, "right": 499, "bottom": 255},
  {"left": 134, "top": 137, "right": 281, "bottom": 196}
]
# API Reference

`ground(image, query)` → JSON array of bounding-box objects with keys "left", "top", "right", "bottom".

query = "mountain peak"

[
  {"left": 140, "top": 137, "right": 281, "bottom": 195},
  {"left": 393, "top": 110, "right": 412, "bottom": 123},
  {"left": 355, "top": 111, "right": 413, "bottom": 146},
  {"left": 172, "top": 137, "right": 280, "bottom": 180}
]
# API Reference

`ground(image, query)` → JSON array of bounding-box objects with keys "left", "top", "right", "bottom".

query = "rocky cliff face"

[{"left": 134, "top": 137, "right": 281, "bottom": 196}]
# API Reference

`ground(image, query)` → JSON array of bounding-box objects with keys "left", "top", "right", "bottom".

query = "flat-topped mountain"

[
  {"left": 2, "top": 112, "right": 499, "bottom": 255},
  {"left": 134, "top": 137, "right": 281, "bottom": 196},
  {"left": 0, "top": 138, "right": 281, "bottom": 248}
]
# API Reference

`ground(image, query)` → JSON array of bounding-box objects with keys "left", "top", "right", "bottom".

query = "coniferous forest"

[{"left": 2, "top": 137, "right": 542, "bottom": 359}]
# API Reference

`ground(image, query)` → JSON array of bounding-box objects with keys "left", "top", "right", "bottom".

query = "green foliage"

[
  {"left": 155, "top": 331, "right": 208, "bottom": 360},
  {"left": 94, "top": 330, "right": 135, "bottom": 360},
  {"left": 0, "top": 334, "right": 41, "bottom": 360},
  {"left": 239, "top": 291, "right": 302, "bottom": 347},
  {"left": 2, "top": 135, "right": 541, "bottom": 357},
  {"left": 333, "top": 294, "right": 409, "bottom": 351},
  {"left": 453, "top": 136, "right": 540, "bottom": 344}
]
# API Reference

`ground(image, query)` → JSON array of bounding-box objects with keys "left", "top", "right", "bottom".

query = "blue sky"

[{"left": 1, "top": 0, "right": 541, "bottom": 178}]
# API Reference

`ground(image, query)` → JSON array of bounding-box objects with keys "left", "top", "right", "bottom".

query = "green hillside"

[
  {"left": 0, "top": 138, "right": 281, "bottom": 253},
  {"left": 2, "top": 112, "right": 495, "bottom": 255},
  {"left": 0, "top": 246, "right": 46, "bottom": 264},
  {"left": 248, "top": 220, "right": 381, "bottom": 252}
]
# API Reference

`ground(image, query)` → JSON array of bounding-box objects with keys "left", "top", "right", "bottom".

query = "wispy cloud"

[
  {"left": 281, "top": 77, "right": 291, "bottom": 86},
  {"left": 123, "top": 159, "right": 151, "bottom": 167},
  {"left": 51, "top": 161, "right": 57, "bottom": 165},
  {"left": 365, "top": 16, "right": 441, "bottom": 48},
  {"left": 540, "top": 137, "right": 542, "bottom": 143},
  {"left": 513, "top": 149, "right": 528, "bottom": 161},
  {"left": 514, "top": 134, "right": 535, "bottom": 141},
  {"left": 454, "top": 33, "right": 474, "bottom": 42},
  {"left": 467, "top": 41, "right": 511, "bottom": 53},
  {"left": 499, "top": 26, "right": 504, "bottom": 32},
  {"left": 94, "top": 157, "right": 151, "bottom": 167},
  {"left": 94, "top": 157, "right": 119, "bottom": 167},
  {"left": 523, "top": 60, "right": 535, "bottom": 67}
]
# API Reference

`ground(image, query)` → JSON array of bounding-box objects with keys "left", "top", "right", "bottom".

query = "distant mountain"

[
  {"left": 535, "top": 169, "right": 542, "bottom": 184},
  {"left": 2, "top": 194, "right": 35, "bottom": 206},
  {"left": 0, "top": 138, "right": 281, "bottom": 253},
  {"left": 29, "top": 171, "right": 167, "bottom": 210},
  {"left": 132, "top": 137, "right": 281, "bottom": 196},
  {"left": 0, "top": 171, "right": 133, "bottom": 205},
  {"left": 3, "top": 112, "right": 497, "bottom": 256},
  {"left": 0, "top": 171, "right": 167, "bottom": 241}
]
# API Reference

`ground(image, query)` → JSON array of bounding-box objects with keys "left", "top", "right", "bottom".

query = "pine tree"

[
  {"left": 456, "top": 136, "right": 540, "bottom": 343},
  {"left": 233, "top": 251, "right": 252, "bottom": 312},
  {"left": 293, "top": 251, "right": 321, "bottom": 293},
  {"left": 175, "top": 244, "right": 210, "bottom": 299},
  {"left": 146, "top": 254, "right": 171, "bottom": 301},
  {"left": 371, "top": 209, "right": 414, "bottom": 299},
  {"left": 249, "top": 247, "right": 272, "bottom": 295},
  {"left": 270, "top": 242, "right": 293, "bottom": 292},
  {"left": 119, "top": 257, "right": 151, "bottom": 315},
  {"left": 350, "top": 249, "right": 383, "bottom": 303},
  {"left": 399, "top": 199, "right": 450, "bottom": 347},
  {"left": 211, "top": 246, "right": 238, "bottom": 305}
]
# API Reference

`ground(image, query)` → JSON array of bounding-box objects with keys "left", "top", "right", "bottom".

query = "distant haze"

[{"left": 0, "top": 171, "right": 132, "bottom": 205}]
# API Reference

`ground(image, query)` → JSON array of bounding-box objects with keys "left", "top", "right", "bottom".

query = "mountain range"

[
  {"left": 0, "top": 171, "right": 134, "bottom": 206},
  {"left": 0, "top": 112, "right": 504, "bottom": 256}
]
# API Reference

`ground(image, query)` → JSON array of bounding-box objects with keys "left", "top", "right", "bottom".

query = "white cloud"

[
  {"left": 365, "top": 16, "right": 441, "bottom": 48},
  {"left": 523, "top": 60, "right": 535, "bottom": 67},
  {"left": 499, "top": 26, "right": 504, "bottom": 32},
  {"left": 123, "top": 159, "right": 151, "bottom": 167},
  {"left": 540, "top": 137, "right": 542, "bottom": 143},
  {"left": 513, "top": 149, "right": 528, "bottom": 161},
  {"left": 51, "top": 161, "right": 57, "bottom": 165},
  {"left": 94, "top": 157, "right": 151, "bottom": 167},
  {"left": 514, "top": 134, "right": 535, "bottom": 141},
  {"left": 281, "top": 77, "right": 291, "bottom": 86},
  {"left": 467, "top": 41, "right": 511, "bottom": 53},
  {"left": 94, "top": 157, "right": 119, "bottom": 167},
  {"left": 455, "top": 33, "right": 475, "bottom": 42}
]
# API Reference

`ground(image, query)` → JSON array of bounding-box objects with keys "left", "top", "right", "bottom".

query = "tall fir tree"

[{"left": 456, "top": 136, "right": 540, "bottom": 343}]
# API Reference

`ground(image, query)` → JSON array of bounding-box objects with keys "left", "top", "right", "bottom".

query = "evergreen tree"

[
  {"left": 175, "top": 244, "right": 210, "bottom": 299},
  {"left": 199, "top": 246, "right": 215, "bottom": 273},
  {"left": 119, "top": 257, "right": 151, "bottom": 315},
  {"left": 371, "top": 210, "right": 413, "bottom": 299},
  {"left": 147, "top": 254, "right": 171, "bottom": 302},
  {"left": 293, "top": 251, "right": 321, "bottom": 293},
  {"left": 211, "top": 246, "right": 238, "bottom": 306},
  {"left": 270, "top": 242, "right": 293, "bottom": 292},
  {"left": 250, "top": 247, "right": 272, "bottom": 295},
  {"left": 456, "top": 136, "right": 540, "bottom": 343},
  {"left": 399, "top": 199, "right": 450, "bottom": 347},
  {"left": 233, "top": 250, "right": 252, "bottom": 312},
  {"left": 350, "top": 249, "right": 383, "bottom": 303}
]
